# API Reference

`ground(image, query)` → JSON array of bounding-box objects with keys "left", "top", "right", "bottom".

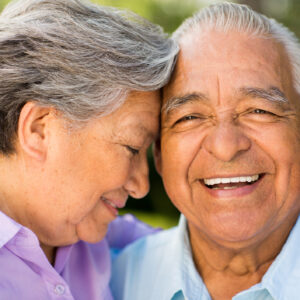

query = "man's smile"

[
  {"left": 196, "top": 173, "right": 266, "bottom": 198},
  {"left": 203, "top": 174, "right": 260, "bottom": 189}
]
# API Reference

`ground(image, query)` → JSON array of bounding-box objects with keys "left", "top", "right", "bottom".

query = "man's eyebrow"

[
  {"left": 162, "top": 92, "right": 208, "bottom": 114},
  {"left": 240, "top": 86, "right": 288, "bottom": 103}
]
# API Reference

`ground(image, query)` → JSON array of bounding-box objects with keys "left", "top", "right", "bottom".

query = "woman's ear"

[
  {"left": 17, "top": 102, "right": 52, "bottom": 161},
  {"left": 153, "top": 137, "right": 162, "bottom": 176}
]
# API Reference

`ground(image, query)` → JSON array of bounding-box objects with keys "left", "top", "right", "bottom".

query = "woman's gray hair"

[
  {"left": 0, "top": 0, "right": 178, "bottom": 154},
  {"left": 173, "top": 2, "right": 300, "bottom": 95}
]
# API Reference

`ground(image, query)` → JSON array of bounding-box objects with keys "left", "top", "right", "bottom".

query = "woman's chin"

[{"left": 76, "top": 223, "right": 109, "bottom": 244}]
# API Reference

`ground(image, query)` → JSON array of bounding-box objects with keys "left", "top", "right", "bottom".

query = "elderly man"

[
  {"left": 0, "top": 0, "right": 178, "bottom": 299},
  {"left": 111, "top": 3, "right": 300, "bottom": 300}
]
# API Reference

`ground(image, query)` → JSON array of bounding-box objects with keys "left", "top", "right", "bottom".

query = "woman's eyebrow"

[
  {"left": 130, "top": 124, "right": 157, "bottom": 141},
  {"left": 162, "top": 92, "right": 208, "bottom": 114}
]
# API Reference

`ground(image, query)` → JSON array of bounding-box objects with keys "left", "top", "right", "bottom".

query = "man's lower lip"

[{"left": 201, "top": 176, "right": 263, "bottom": 198}]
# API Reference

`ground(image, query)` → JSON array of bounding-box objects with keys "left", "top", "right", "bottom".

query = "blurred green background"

[{"left": 0, "top": 0, "right": 299, "bottom": 228}]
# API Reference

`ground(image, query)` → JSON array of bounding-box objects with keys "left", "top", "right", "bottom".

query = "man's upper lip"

[{"left": 201, "top": 173, "right": 263, "bottom": 179}]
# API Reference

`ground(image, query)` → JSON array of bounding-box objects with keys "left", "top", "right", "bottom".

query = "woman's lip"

[
  {"left": 102, "top": 196, "right": 127, "bottom": 207},
  {"left": 101, "top": 197, "right": 127, "bottom": 217},
  {"left": 102, "top": 198, "right": 119, "bottom": 217},
  {"left": 200, "top": 174, "right": 264, "bottom": 198}
]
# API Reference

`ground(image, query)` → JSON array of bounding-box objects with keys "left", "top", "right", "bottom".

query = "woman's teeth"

[{"left": 102, "top": 197, "right": 117, "bottom": 208}]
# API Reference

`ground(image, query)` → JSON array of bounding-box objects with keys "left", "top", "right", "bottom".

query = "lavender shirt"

[{"left": 0, "top": 211, "right": 156, "bottom": 299}]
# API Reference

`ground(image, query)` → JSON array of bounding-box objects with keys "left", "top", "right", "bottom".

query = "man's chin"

[{"left": 189, "top": 213, "right": 273, "bottom": 248}]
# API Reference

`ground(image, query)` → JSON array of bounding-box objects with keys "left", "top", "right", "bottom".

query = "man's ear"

[
  {"left": 153, "top": 137, "right": 162, "bottom": 176},
  {"left": 17, "top": 102, "right": 52, "bottom": 161}
]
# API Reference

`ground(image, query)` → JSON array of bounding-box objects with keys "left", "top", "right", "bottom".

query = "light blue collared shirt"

[{"left": 111, "top": 214, "right": 300, "bottom": 300}]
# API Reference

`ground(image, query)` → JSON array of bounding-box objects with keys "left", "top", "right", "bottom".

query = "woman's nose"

[{"left": 124, "top": 154, "right": 150, "bottom": 199}]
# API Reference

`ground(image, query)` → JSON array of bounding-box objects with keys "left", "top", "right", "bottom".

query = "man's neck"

[{"left": 188, "top": 217, "right": 297, "bottom": 300}]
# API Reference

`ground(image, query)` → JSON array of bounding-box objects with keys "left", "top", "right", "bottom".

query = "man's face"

[{"left": 160, "top": 29, "right": 300, "bottom": 246}]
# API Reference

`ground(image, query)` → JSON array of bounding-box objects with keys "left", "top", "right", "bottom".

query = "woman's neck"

[{"left": 40, "top": 243, "right": 57, "bottom": 266}]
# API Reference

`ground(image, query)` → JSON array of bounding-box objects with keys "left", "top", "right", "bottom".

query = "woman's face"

[{"left": 20, "top": 91, "right": 160, "bottom": 247}]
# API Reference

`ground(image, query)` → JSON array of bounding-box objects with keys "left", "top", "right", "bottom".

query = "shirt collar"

[
  {"left": 55, "top": 244, "right": 73, "bottom": 274},
  {"left": 166, "top": 214, "right": 210, "bottom": 300},
  {"left": 0, "top": 210, "right": 67, "bottom": 270},
  {"left": 0, "top": 210, "right": 22, "bottom": 248},
  {"left": 261, "top": 215, "right": 300, "bottom": 299},
  {"left": 167, "top": 214, "right": 300, "bottom": 300}
]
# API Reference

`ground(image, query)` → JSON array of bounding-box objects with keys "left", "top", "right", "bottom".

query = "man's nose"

[
  {"left": 202, "top": 121, "right": 251, "bottom": 162},
  {"left": 124, "top": 154, "right": 150, "bottom": 199}
]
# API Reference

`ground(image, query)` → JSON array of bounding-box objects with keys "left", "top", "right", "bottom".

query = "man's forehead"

[{"left": 163, "top": 30, "right": 292, "bottom": 104}]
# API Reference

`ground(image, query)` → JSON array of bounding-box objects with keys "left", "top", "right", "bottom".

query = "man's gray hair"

[
  {"left": 0, "top": 0, "right": 178, "bottom": 154},
  {"left": 173, "top": 2, "right": 300, "bottom": 95}
]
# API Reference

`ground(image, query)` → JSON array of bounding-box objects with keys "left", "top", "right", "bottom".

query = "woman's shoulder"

[{"left": 106, "top": 213, "right": 160, "bottom": 249}]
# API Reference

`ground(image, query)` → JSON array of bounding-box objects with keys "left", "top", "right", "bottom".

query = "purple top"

[{"left": 0, "top": 210, "right": 156, "bottom": 299}]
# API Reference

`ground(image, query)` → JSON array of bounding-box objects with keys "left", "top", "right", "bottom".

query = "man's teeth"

[
  {"left": 102, "top": 197, "right": 117, "bottom": 208},
  {"left": 204, "top": 175, "right": 259, "bottom": 186}
]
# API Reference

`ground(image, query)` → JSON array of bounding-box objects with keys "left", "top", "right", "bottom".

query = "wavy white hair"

[
  {"left": 0, "top": 0, "right": 178, "bottom": 154},
  {"left": 173, "top": 2, "right": 300, "bottom": 95}
]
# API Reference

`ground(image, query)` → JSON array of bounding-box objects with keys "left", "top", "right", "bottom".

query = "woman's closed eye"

[{"left": 126, "top": 145, "right": 140, "bottom": 156}]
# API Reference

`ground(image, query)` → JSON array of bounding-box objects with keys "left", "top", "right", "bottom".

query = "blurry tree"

[
  {"left": 278, "top": 0, "right": 300, "bottom": 38},
  {"left": 96, "top": 0, "right": 199, "bottom": 33},
  {"left": 0, "top": 0, "right": 10, "bottom": 11},
  {"left": 238, "top": 0, "right": 263, "bottom": 12},
  {"left": 238, "top": 0, "right": 300, "bottom": 37}
]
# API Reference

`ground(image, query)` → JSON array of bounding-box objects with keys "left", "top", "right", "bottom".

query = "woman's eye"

[{"left": 126, "top": 146, "right": 139, "bottom": 156}]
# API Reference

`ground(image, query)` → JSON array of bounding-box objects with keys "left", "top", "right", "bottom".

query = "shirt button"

[{"left": 54, "top": 284, "right": 65, "bottom": 295}]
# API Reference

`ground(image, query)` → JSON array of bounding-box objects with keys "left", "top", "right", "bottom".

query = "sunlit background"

[{"left": 1, "top": 0, "right": 299, "bottom": 228}]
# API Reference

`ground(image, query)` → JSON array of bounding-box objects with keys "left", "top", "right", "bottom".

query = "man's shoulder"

[
  {"left": 115, "top": 224, "right": 177, "bottom": 259},
  {"left": 111, "top": 226, "right": 179, "bottom": 300}
]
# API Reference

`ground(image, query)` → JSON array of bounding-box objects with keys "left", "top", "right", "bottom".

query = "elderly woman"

[{"left": 0, "top": 0, "right": 178, "bottom": 299}]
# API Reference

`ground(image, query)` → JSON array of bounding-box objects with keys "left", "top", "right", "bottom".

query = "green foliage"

[
  {"left": 121, "top": 209, "right": 179, "bottom": 229},
  {"left": 279, "top": 0, "right": 300, "bottom": 38},
  {"left": 93, "top": 0, "right": 199, "bottom": 33},
  {"left": 0, "top": 0, "right": 11, "bottom": 11}
]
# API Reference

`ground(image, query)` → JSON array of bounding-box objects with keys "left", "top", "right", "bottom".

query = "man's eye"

[
  {"left": 251, "top": 109, "right": 273, "bottom": 115},
  {"left": 126, "top": 146, "right": 139, "bottom": 155},
  {"left": 174, "top": 115, "right": 198, "bottom": 125}
]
